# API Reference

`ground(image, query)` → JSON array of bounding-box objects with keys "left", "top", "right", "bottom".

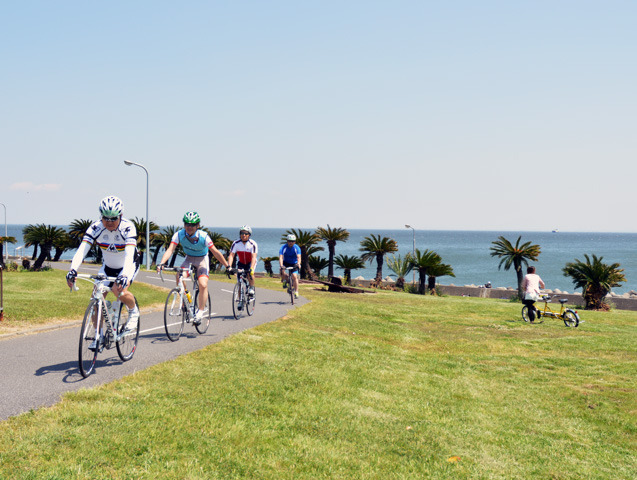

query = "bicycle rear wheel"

[
  {"left": 562, "top": 310, "right": 579, "bottom": 327},
  {"left": 232, "top": 282, "right": 244, "bottom": 320},
  {"left": 521, "top": 306, "right": 530, "bottom": 322},
  {"left": 193, "top": 290, "right": 211, "bottom": 334},
  {"left": 79, "top": 299, "right": 100, "bottom": 378},
  {"left": 117, "top": 298, "right": 140, "bottom": 361},
  {"left": 164, "top": 288, "right": 185, "bottom": 341}
]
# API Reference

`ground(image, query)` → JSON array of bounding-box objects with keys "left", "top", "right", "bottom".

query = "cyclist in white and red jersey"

[
  {"left": 66, "top": 196, "right": 141, "bottom": 332},
  {"left": 157, "top": 211, "right": 229, "bottom": 324},
  {"left": 227, "top": 225, "right": 258, "bottom": 297}
]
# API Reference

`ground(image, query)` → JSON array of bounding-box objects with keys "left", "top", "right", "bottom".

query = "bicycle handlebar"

[{"left": 70, "top": 273, "right": 118, "bottom": 292}]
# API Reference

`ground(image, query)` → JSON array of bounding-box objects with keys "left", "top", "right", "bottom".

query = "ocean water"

[{"left": 4, "top": 225, "right": 636, "bottom": 295}]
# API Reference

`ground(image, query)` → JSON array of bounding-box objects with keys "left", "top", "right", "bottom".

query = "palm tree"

[
  {"left": 52, "top": 231, "right": 73, "bottom": 261},
  {"left": 490, "top": 235, "right": 541, "bottom": 299},
  {"left": 360, "top": 234, "right": 398, "bottom": 283},
  {"left": 151, "top": 225, "right": 179, "bottom": 266},
  {"left": 387, "top": 254, "right": 414, "bottom": 290},
  {"left": 334, "top": 254, "right": 365, "bottom": 285},
  {"left": 68, "top": 219, "right": 99, "bottom": 261},
  {"left": 409, "top": 249, "right": 442, "bottom": 294},
  {"left": 282, "top": 229, "right": 323, "bottom": 280},
  {"left": 204, "top": 229, "right": 231, "bottom": 272},
  {"left": 23, "top": 224, "right": 68, "bottom": 269},
  {"left": 22, "top": 224, "right": 39, "bottom": 260},
  {"left": 309, "top": 256, "right": 330, "bottom": 277},
  {"left": 563, "top": 254, "right": 626, "bottom": 310},
  {"left": 0, "top": 236, "right": 17, "bottom": 268},
  {"left": 426, "top": 262, "right": 455, "bottom": 295},
  {"left": 316, "top": 225, "right": 350, "bottom": 278},
  {"left": 131, "top": 217, "right": 160, "bottom": 266},
  {"left": 260, "top": 256, "right": 279, "bottom": 276},
  {"left": 205, "top": 229, "right": 231, "bottom": 255}
]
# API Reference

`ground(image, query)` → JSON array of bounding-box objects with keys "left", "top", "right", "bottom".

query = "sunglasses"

[
  {"left": 240, "top": 231, "right": 250, "bottom": 235},
  {"left": 102, "top": 216, "right": 119, "bottom": 222}
]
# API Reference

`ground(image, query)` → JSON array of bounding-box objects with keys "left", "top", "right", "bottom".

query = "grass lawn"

[
  {"left": 0, "top": 275, "right": 635, "bottom": 479},
  {"left": 0, "top": 269, "right": 168, "bottom": 334}
]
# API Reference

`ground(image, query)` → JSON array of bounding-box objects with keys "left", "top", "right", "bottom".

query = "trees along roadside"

[
  {"left": 22, "top": 224, "right": 68, "bottom": 270},
  {"left": 334, "top": 254, "right": 365, "bottom": 285},
  {"left": 360, "top": 234, "right": 398, "bottom": 283},
  {"left": 131, "top": 217, "right": 160, "bottom": 268},
  {"left": 490, "top": 235, "right": 541, "bottom": 299},
  {"left": 316, "top": 225, "right": 350, "bottom": 279},
  {"left": 409, "top": 249, "right": 442, "bottom": 295},
  {"left": 387, "top": 254, "right": 413, "bottom": 290},
  {"left": 309, "top": 255, "right": 329, "bottom": 278},
  {"left": 0, "top": 236, "right": 17, "bottom": 268},
  {"left": 563, "top": 254, "right": 626, "bottom": 310},
  {"left": 426, "top": 262, "right": 455, "bottom": 295}
]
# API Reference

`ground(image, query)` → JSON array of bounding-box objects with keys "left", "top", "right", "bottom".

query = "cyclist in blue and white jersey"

[
  {"left": 279, "top": 234, "right": 301, "bottom": 298},
  {"left": 227, "top": 225, "right": 258, "bottom": 297},
  {"left": 66, "top": 196, "right": 141, "bottom": 332},
  {"left": 157, "top": 211, "right": 229, "bottom": 323}
]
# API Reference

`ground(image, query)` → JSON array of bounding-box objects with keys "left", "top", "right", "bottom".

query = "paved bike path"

[{"left": 0, "top": 265, "right": 308, "bottom": 421}]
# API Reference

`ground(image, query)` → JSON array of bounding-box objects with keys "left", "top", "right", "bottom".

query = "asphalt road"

[{"left": 0, "top": 265, "right": 308, "bottom": 421}]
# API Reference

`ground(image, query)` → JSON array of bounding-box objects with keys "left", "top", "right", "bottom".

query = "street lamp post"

[
  {"left": 405, "top": 224, "right": 415, "bottom": 285},
  {"left": 1, "top": 203, "right": 7, "bottom": 262},
  {"left": 123, "top": 161, "right": 150, "bottom": 271}
]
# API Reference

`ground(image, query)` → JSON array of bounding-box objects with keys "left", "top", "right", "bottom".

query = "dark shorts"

[{"left": 283, "top": 262, "right": 299, "bottom": 274}]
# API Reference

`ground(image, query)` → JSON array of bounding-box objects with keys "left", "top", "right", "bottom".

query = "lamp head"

[{"left": 124, "top": 161, "right": 133, "bottom": 166}]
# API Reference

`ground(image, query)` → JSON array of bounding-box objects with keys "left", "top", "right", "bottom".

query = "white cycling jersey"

[{"left": 70, "top": 218, "right": 138, "bottom": 278}]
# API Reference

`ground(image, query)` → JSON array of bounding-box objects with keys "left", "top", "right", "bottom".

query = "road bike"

[
  {"left": 230, "top": 268, "right": 255, "bottom": 319},
  {"left": 74, "top": 273, "right": 140, "bottom": 378},
  {"left": 283, "top": 266, "right": 298, "bottom": 304},
  {"left": 522, "top": 294, "right": 580, "bottom": 327},
  {"left": 159, "top": 265, "right": 211, "bottom": 341}
]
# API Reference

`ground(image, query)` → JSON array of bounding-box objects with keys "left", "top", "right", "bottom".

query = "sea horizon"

[{"left": 4, "top": 225, "right": 636, "bottom": 296}]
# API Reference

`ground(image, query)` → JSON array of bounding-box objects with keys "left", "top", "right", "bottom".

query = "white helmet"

[
  {"left": 240, "top": 225, "right": 252, "bottom": 235},
  {"left": 286, "top": 234, "right": 296, "bottom": 241},
  {"left": 99, "top": 196, "right": 123, "bottom": 218}
]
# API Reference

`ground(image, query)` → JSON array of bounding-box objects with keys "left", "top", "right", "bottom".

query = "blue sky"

[{"left": 2, "top": 1, "right": 636, "bottom": 232}]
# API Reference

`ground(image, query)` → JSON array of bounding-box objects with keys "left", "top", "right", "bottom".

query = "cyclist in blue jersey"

[
  {"left": 157, "top": 212, "right": 229, "bottom": 323},
  {"left": 279, "top": 234, "right": 302, "bottom": 298}
]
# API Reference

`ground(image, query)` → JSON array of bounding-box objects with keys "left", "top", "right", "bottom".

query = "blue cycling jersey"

[
  {"left": 176, "top": 229, "right": 212, "bottom": 257},
  {"left": 279, "top": 244, "right": 301, "bottom": 264}
]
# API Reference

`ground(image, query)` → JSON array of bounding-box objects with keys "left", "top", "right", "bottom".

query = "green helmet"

[{"left": 183, "top": 211, "right": 200, "bottom": 224}]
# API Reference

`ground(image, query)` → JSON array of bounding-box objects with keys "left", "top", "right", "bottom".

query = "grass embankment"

[
  {"left": 0, "top": 269, "right": 168, "bottom": 334},
  {"left": 0, "top": 275, "right": 636, "bottom": 479}
]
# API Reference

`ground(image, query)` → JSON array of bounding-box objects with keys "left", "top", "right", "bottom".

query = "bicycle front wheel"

[
  {"left": 521, "top": 306, "right": 530, "bottom": 322},
  {"left": 232, "top": 282, "right": 244, "bottom": 320},
  {"left": 117, "top": 298, "right": 140, "bottom": 361},
  {"left": 246, "top": 284, "right": 255, "bottom": 316},
  {"left": 164, "top": 288, "right": 185, "bottom": 341},
  {"left": 79, "top": 299, "right": 100, "bottom": 378},
  {"left": 562, "top": 310, "right": 580, "bottom": 328},
  {"left": 193, "top": 290, "right": 211, "bottom": 334}
]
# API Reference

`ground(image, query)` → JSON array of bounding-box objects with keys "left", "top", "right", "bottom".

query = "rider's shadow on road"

[{"left": 35, "top": 358, "right": 121, "bottom": 383}]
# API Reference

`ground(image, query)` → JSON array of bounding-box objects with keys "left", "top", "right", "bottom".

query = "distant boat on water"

[{"left": 552, "top": 229, "right": 559, "bottom": 233}]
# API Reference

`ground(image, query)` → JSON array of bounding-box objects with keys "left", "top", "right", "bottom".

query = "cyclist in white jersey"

[
  {"left": 66, "top": 196, "right": 141, "bottom": 332},
  {"left": 227, "top": 225, "right": 258, "bottom": 297},
  {"left": 157, "top": 211, "right": 229, "bottom": 323}
]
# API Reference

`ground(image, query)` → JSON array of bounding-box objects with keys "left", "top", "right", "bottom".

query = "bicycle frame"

[
  {"left": 536, "top": 295, "right": 569, "bottom": 319},
  {"left": 75, "top": 273, "right": 120, "bottom": 344},
  {"left": 231, "top": 268, "right": 254, "bottom": 319},
  {"left": 160, "top": 266, "right": 198, "bottom": 320}
]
